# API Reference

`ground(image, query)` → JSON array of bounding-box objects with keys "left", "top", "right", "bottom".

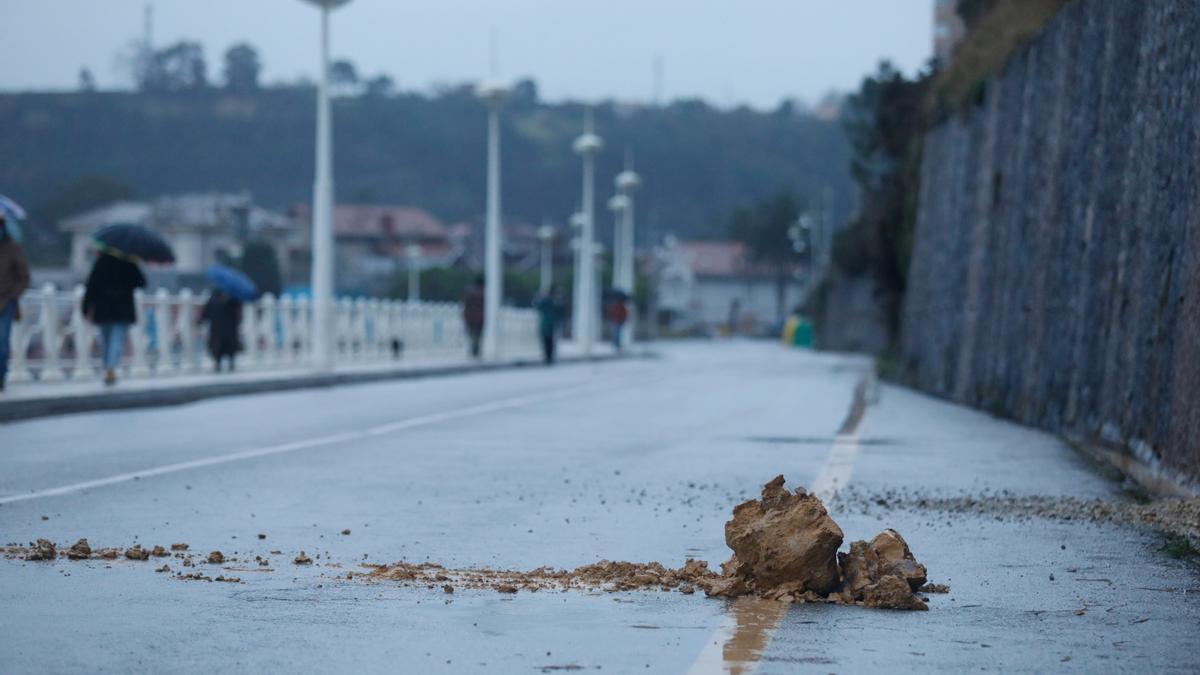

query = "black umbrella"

[{"left": 92, "top": 223, "right": 175, "bottom": 264}]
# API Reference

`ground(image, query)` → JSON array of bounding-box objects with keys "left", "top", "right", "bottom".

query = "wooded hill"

[{"left": 0, "top": 85, "right": 852, "bottom": 244}]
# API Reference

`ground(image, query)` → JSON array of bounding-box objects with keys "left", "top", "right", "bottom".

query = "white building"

[
  {"left": 61, "top": 193, "right": 294, "bottom": 286},
  {"left": 653, "top": 238, "right": 807, "bottom": 337}
]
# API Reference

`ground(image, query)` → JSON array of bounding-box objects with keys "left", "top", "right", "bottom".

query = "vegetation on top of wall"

[{"left": 930, "top": 0, "right": 1072, "bottom": 115}]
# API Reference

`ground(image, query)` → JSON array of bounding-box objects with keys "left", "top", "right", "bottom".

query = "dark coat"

[
  {"left": 82, "top": 254, "right": 146, "bottom": 325},
  {"left": 200, "top": 293, "right": 243, "bottom": 357},
  {"left": 0, "top": 236, "right": 31, "bottom": 310},
  {"left": 462, "top": 284, "right": 485, "bottom": 328}
]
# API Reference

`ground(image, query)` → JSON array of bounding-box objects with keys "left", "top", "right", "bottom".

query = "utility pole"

[{"left": 572, "top": 110, "right": 603, "bottom": 355}]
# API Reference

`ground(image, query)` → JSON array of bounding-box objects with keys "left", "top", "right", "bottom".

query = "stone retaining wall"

[{"left": 902, "top": 0, "right": 1200, "bottom": 486}]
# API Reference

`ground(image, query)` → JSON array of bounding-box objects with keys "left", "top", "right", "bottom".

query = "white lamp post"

[
  {"left": 537, "top": 223, "right": 555, "bottom": 294},
  {"left": 568, "top": 210, "right": 585, "bottom": 339},
  {"left": 477, "top": 79, "right": 508, "bottom": 360},
  {"left": 607, "top": 193, "right": 630, "bottom": 293},
  {"left": 405, "top": 243, "right": 423, "bottom": 302},
  {"left": 572, "top": 111, "right": 603, "bottom": 355},
  {"left": 300, "top": 0, "right": 352, "bottom": 372},
  {"left": 615, "top": 160, "right": 641, "bottom": 345}
]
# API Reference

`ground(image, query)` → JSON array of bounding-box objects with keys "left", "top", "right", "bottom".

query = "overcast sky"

[{"left": 0, "top": 0, "right": 933, "bottom": 109}]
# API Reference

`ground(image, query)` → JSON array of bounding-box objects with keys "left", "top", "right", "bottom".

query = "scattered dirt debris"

[
  {"left": 66, "top": 539, "right": 92, "bottom": 560},
  {"left": 363, "top": 476, "right": 937, "bottom": 611},
  {"left": 257, "top": 534, "right": 266, "bottom": 540},
  {"left": 215, "top": 575, "right": 241, "bottom": 583},
  {"left": 841, "top": 488, "right": 1200, "bottom": 543},
  {"left": 341, "top": 529, "right": 351, "bottom": 536},
  {"left": 26, "top": 539, "right": 56, "bottom": 561},
  {"left": 150, "top": 545, "right": 169, "bottom": 558},
  {"left": 155, "top": 564, "right": 171, "bottom": 573},
  {"left": 294, "top": 551, "right": 313, "bottom": 565},
  {"left": 125, "top": 545, "right": 150, "bottom": 561},
  {"left": 207, "top": 551, "right": 225, "bottom": 564},
  {"left": 170, "top": 543, "right": 189, "bottom": 551},
  {"left": 919, "top": 583, "right": 950, "bottom": 593}
]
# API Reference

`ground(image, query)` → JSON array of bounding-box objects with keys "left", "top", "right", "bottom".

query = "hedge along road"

[{"left": 1, "top": 341, "right": 1197, "bottom": 673}]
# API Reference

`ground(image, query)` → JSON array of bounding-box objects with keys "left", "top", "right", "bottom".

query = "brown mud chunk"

[
  {"left": 155, "top": 564, "right": 171, "bottom": 573},
  {"left": 497, "top": 584, "right": 518, "bottom": 593},
  {"left": 66, "top": 539, "right": 92, "bottom": 560},
  {"left": 870, "top": 529, "right": 927, "bottom": 590},
  {"left": 861, "top": 575, "right": 928, "bottom": 611},
  {"left": 26, "top": 539, "right": 56, "bottom": 561},
  {"left": 257, "top": 534, "right": 266, "bottom": 540},
  {"left": 341, "top": 529, "right": 351, "bottom": 535},
  {"left": 215, "top": 576, "right": 241, "bottom": 583},
  {"left": 721, "top": 475, "right": 843, "bottom": 595},
  {"left": 170, "top": 543, "right": 189, "bottom": 551},
  {"left": 443, "top": 584, "right": 454, "bottom": 593},
  {"left": 294, "top": 551, "right": 313, "bottom": 565},
  {"left": 918, "top": 583, "right": 950, "bottom": 594},
  {"left": 125, "top": 545, "right": 151, "bottom": 561},
  {"left": 207, "top": 551, "right": 225, "bottom": 564},
  {"left": 150, "top": 545, "right": 169, "bottom": 558},
  {"left": 96, "top": 548, "right": 121, "bottom": 560}
]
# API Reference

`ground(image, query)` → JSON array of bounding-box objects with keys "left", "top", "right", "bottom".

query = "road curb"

[{"left": 0, "top": 352, "right": 652, "bottom": 424}]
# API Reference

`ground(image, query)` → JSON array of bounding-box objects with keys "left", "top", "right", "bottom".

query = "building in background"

[
  {"left": 934, "top": 0, "right": 966, "bottom": 62},
  {"left": 325, "top": 205, "right": 462, "bottom": 294},
  {"left": 651, "top": 238, "right": 807, "bottom": 337},
  {"left": 60, "top": 192, "right": 294, "bottom": 289}
]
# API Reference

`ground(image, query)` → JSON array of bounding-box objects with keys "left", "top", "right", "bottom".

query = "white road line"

[
  {"left": 0, "top": 382, "right": 604, "bottom": 506},
  {"left": 688, "top": 383, "right": 867, "bottom": 675}
]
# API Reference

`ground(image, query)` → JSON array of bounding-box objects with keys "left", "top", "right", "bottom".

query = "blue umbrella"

[
  {"left": 207, "top": 265, "right": 259, "bottom": 301},
  {"left": 0, "top": 194, "right": 26, "bottom": 243}
]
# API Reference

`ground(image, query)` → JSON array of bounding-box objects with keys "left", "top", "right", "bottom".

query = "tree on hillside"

[
  {"left": 730, "top": 191, "right": 804, "bottom": 323},
  {"left": 363, "top": 74, "right": 395, "bottom": 98},
  {"left": 141, "top": 41, "right": 208, "bottom": 92},
  {"left": 223, "top": 43, "right": 262, "bottom": 92},
  {"left": 239, "top": 239, "right": 283, "bottom": 297},
  {"left": 78, "top": 68, "right": 96, "bottom": 92},
  {"left": 330, "top": 59, "right": 360, "bottom": 96}
]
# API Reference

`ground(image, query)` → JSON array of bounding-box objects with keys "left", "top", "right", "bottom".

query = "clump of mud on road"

[{"left": 364, "top": 476, "right": 939, "bottom": 610}]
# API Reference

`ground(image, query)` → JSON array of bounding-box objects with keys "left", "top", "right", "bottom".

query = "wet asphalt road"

[{"left": 1, "top": 341, "right": 1197, "bottom": 674}]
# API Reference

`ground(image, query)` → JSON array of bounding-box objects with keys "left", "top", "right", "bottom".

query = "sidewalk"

[{"left": 0, "top": 343, "right": 630, "bottom": 423}]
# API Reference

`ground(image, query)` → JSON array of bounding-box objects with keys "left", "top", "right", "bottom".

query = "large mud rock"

[{"left": 723, "top": 475, "right": 844, "bottom": 595}]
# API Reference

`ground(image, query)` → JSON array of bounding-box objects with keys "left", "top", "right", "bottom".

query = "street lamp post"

[
  {"left": 405, "top": 243, "right": 422, "bottom": 302},
  {"left": 477, "top": 80, "right": 508, "bottom": 360},
  {"left": 572, "top": 111, "right": 603, "bottom": 355},
  {"left": 615, "top": 160, "right": 641, "bottom": 346},
  {"left": 300, "top": 0, "right": 352, "bottom": 372},
  {"left": 537, "top": 224, "right": 555, "bottom": 294},
  {"left": 568, "top": 211, "right": 585, "bottom": 339}
]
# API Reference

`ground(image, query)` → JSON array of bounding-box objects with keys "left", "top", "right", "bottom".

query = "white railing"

[{"left": 8, "top": 284, "right": 540, "bottom": 384}]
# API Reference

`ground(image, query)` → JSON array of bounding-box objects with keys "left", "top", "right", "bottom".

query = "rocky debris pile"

[
  {"left": 365, "top": 476, "right": 939, "bottom": 611},
  {"left": 66, "top": 539, "right": 92, "bottom": 560},
  {"left": 694, "top": 476, "right": 932, "bottom": 610}
]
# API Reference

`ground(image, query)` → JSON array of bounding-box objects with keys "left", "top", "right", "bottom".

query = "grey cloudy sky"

[{"left": 0, "top": 0, "right": 933, "bottom": 108}]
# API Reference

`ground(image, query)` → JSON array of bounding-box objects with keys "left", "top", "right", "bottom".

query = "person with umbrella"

[
  {"left": 83, "top": 223, "right": 172, "bottom": 386},
  {"left": 199, "top": 265, "right": 256, "bottom": 372},
  {"left": 0, "top": 211, "right": 31, "bottom": 392}
]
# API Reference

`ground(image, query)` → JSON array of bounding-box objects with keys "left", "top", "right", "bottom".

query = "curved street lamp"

[{"left": 299, "top": 0, "right": 353, "bottom": 371}]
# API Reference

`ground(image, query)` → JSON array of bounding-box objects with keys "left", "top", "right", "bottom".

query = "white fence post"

[
  {"left": 39, "top": 283, "right": 63, "bottom": 381},
  {"left": 153, "top": 288, "right": 171, "bottom": 375},
  {"left": 70, "top": 285, "right": 91, "bottom": 379},
  {"left": 127, "top": 289, "right": 150, "bottom": 377},
  {"left": 177, "top": 288, "right": 198, "bottom": 374}
]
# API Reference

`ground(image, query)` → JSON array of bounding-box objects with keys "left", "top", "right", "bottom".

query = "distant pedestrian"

[
  {"left": 604, "top": 290, "right": 629, "bottom": 352},
  {"left": 462, "top": 275, "right": 485, "bottom": 359},
  {"left": 534, "top": 284, "right": 562, "bottom": 365},
  {"left": 82, "top": 252, "right": 146, "bottom": 386},
  {"left": 0, "top": 214, "right": 31, "bottom": 392},
  {"left": 198, "top": 290, "right": 243, "bottom": 372}
]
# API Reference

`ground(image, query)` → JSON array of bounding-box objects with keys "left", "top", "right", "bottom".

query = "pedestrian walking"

[
  {"left": 198, "top": 290, "right": 243, "bottom": 372},
  {"left": 82, "top": 252, "right": 146, "bottom": 386},
  {"left": 603, "top": 290, "right": 629, "bottom": 352},
  {"left": 534, "top": 284, "right": 561, "bottom": 365},
  {"left": 462, "top": 276, "right": 485, "bottom": 359},
  {"left": 0, "top": 214, "right": 31, "bottom": 392}
]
